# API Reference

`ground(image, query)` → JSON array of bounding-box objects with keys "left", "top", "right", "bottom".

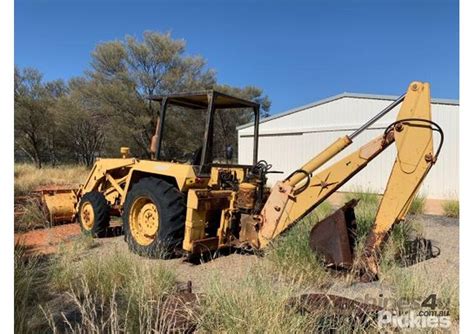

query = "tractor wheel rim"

[
  {"left": 129, "top": 197, "right": 160, "bottom": 246},
  {"left": 81, "top": 202, "right": 94, "bottom": 230}
]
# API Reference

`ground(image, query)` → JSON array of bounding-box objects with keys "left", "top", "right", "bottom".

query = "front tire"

[
  {"left": 123, "top": 177, "right": 185, "bottom": 258},
  {"left": 78, "top": 191, "right": 110, "bottom": 237}
]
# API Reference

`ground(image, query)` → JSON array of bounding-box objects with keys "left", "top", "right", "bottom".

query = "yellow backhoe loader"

[{"left": 40, "top": 81, "right": 442, "bottom": 280}]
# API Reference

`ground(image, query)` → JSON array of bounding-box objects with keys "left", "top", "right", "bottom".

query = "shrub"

[
  {"left": 442, "top": 199, "right": 459, "bottom": 218},
  {"left": 408, "top": 195, "right": 426, "bottom": 215}
]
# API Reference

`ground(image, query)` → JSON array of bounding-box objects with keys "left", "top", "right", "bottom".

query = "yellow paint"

[
  {"left": 256, "top": 81, "right": 436, "bottom": 272},
  {"left": 80, "top": 202, "right": 94, "bottom": 230},
  {"left": 183, "top": 189, "right": 233, "bottom": 252},
  {"left": 43, "top": 81, "right": 438, "bottom": 273},
  {"left": 128, "top": 196, "right": 160, "bottom": 246},
  {"left": 257, "top": 134, "right": 394, "bottom": 248},
  {"left": 41, "top": 189, "right": 77, "bottom": 223},
  {"left": 287, "top": 136, "right": 352, "bottom": 186},
  {"left": 120, "top": 147, "right": 130, "bottom": 158},
  {"left": 365, "top": 82, "right": 434, "bottom": 252}
]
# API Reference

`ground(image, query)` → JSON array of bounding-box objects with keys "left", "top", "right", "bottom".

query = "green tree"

[
  {"left": 53, "top": 78, "right": 105, "bottom": 166},
  {"left": 83, "top": 31, "right": 216, "bottom": 157},
  {"left": 14, "top": 30, "right": 271, "bottom": 166},
  {"left": 14, "top": 67, "right": 67, "bottom": 168},
  {"left": 83, "top": 31, "right": 270, "bottom": 158}
]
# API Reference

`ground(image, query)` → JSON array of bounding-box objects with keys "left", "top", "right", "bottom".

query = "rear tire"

[
  {"left": 123, "top": 177, "right": 185, "bottom": 258},
  {"left": 78, "top": 191, "right": 110, "bottom": 237}
]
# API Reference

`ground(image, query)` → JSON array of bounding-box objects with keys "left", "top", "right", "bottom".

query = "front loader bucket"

[
  {"left": 309, "top": 199, "right": 358, "bottom": 269},
  {"left": 36, "top": 186, "right": 79, "bottom": 223}
]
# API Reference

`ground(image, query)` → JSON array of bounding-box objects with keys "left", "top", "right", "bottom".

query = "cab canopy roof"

[{"left": 148, "top": 90, "right": 259, "bottom": 110}]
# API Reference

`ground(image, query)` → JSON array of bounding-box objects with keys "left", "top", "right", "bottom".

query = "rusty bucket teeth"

[{"left": 309, "top": 199, "right": 359, "bottom": 270}]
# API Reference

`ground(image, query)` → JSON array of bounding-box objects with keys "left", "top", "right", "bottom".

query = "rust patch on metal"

[
  {"left": 160, "top": 292, "right": 199, "bottom": 333},
  {"left": 192, "top": 237, "right": 219, "bottom": 253},
  {"left": 287, "top": 293, "right": 382, "bottom": 330},
  {"left": 235, "top": 183, "right": 257, "bottom": 210},
  {"left": 309, "top": 199, "right": 358, "bottom": 269},
  {"left": 238, "top": 214, "right": 260, "bottom": 247}
]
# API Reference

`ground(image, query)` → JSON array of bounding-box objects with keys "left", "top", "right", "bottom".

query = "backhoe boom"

[{"left": 254, "top": 81, "right": 440, "bottom": 279}]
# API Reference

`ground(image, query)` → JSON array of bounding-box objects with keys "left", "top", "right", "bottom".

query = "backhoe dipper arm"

[
  {"left": 362, "top": 82, "right": 438, "bottom": 276},
  {"left": 255, "top": 81, "right": 440, "bottom": 268}
]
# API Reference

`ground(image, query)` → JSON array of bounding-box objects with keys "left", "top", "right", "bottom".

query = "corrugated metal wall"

[{"left": 238, "top": 96, "right": 458, "bottom": 200}]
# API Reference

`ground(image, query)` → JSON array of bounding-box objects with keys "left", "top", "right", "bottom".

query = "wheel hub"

[
  {"left": 80, "top": 202, "right": 94, "bottom": 230},
  {"left": 129, "top": 197, "right": 160, "bottom": 246}
]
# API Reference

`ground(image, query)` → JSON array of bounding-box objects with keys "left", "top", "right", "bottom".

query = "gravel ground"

[
  {"left": 86, "top": 237, "right": 260, "bottom": 292},
  {"left": 324, "top": 214, "right": 459, "bottom": 301},
  {"left": 15, "top": 214, "right": 459, "bottom": 297}
]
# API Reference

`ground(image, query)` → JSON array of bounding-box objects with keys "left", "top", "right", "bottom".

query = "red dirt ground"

[{"left": 14, "top": 223, "right": 81, "bottom": 255}]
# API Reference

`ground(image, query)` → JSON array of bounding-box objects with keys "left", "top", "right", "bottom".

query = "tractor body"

[
  {"left": 42, "top": 82, "right": 442, "bottom": 280},
  {"left": 47, "top": 90, "right": 270, "bottom": 255}
]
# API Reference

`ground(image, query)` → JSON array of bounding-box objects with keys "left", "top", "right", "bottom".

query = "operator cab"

[{"left": 148, "top": 90, "right": 260, "bottom": 176}]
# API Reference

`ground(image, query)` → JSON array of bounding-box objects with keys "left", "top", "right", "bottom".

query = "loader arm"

[{"left": 255, "top": 81, "right": 441, "bottom": 278}]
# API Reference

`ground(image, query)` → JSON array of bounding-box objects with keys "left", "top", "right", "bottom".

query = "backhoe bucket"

[
  {"left": 309, "top": 199, "right": 358, "bottom": 269},
  {"left": 36, "top": 186, "right": 79, "bottom": 223}
]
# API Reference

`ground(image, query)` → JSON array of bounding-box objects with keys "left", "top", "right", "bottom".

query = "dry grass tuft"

[
  {"left": 14, "top": 244, "right": 51, "bottom": 333},
  {"left": 45, "top": 242, "right": 178, "bottom": 332},
  {"left": 379, "top": 265, "right": 459, "bottom": 321},
  {"left": 15, "top": 198, "right": 49, "bottom": 232},
  {"left": 408, "top": 195, "right": 426, "bottom": 215},
  {"left": 442, "top": 199, "right": 459, "bottom": 218},
  {"left": 266, "top": 202, "right": 334, "bottom": 286},
  {"left": 196, "top": 264, "right": 377, "bottom": 333},
  {"left": 197, "top": 269, "right": 316, "bottom": 333}
]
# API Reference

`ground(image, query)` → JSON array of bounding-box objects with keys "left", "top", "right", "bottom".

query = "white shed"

[{"left": 237, "top": 93, "right": 459, "bottom": 200}]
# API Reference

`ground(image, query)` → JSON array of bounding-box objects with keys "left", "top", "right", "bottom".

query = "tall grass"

[
  {"left": 14, "top": 244, "right": 50, "bottom": 333},
  {"left": 266, "top": 202, "right": 334, "bottom": 286},
  {"left": 196, "top": 265, "right": 378, "bottom": 333},
  {"left": 344, "top": 189, "right": 380, "bottom": 244},
  {"left": 46, "top": 241, "right": 178, "bottom": 332},
  {"left": 197, "top": 269, "right": 315, "bottom": 333},
  {"left": 15, "top": 198, "right": 49, "bottom": 232},
  {"left": 379, "top": 266, "right": 459, "bottom": 321},
  {"left": 442, "top": 199, "right": 459, "bottom": 218},
  {"left": 44, "top": 279, "right": 195, "bottom": 333},
  {"left": 408, "top": 195, "right": 426, "bottom": 215},
  {"left": 14, "top": 163, "right": 89, "bottom": 196}
]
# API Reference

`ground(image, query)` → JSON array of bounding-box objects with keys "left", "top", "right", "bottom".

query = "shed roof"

[{"left": 237, "top": 92, "right": 459, "bottom": 130}]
